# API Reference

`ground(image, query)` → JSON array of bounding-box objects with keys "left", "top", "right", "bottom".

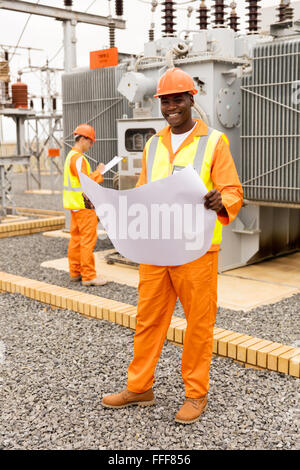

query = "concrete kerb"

[
  {"left": 0, "top": 209, "right": 65, "bottom": 238},
  {"left": 0, "top": 271, "right": 299, "bottom": 379}
]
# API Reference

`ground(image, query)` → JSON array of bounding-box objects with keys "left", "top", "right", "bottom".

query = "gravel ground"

[
  {"left": 0, "top": 293, "right": 299, "bottom": 451},
  {"left": 0, "top": 173, "right": 298, "bottom": 450}
]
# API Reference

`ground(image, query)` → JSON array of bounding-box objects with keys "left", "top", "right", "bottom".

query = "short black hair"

[{"left": 75, "top": 135, "right": 83, "bottom": 142}]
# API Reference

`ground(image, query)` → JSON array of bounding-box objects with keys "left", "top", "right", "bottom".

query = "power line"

[
  {"left": 48, "top": 45, "right": 64, "bottom": 65},
  {"left": 9, "top": 0, "right": 41, "bottom": 63},
  {"left": 86, "top": 0, "right": 98, "bottom": 11},
  {"left": 0, "top": 0, "right": 42, "bottom": 71}
]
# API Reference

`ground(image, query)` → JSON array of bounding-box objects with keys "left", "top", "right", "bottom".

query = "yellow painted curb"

[
  {"left": 0, "top": 271, "right": 299, "bottom": 379},
  {"left": 6, "top": 207, "right": 65, "bottom": 217},
  {"left": 0, "top": 210, "right": 65, "bottom": 238}
]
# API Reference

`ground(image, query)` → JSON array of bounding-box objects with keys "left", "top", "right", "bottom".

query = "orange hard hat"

[
  {"left": 73, "top": 124, "right": 96, "bottom": 142},
  {"left": 154, "top": 68, "right": 198, "bottom": 98}
]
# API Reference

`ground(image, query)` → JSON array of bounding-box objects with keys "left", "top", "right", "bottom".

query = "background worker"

[
  {"left": 63, "top": 123, "right": 107, "bottom": 286},
  {"left": 102, "top": 68, "right": 243, "bottom": 424}
]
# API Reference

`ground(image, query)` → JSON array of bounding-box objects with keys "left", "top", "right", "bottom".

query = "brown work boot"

[
  {"left": 102, "top": 388, "right": 155, "bottom": 409},
  {"left": 70, "top": 275, "right": 81, "bottom": 282},
  {"left": 82, "top": 276, "right": 107, "bottom": 286},
  {"left": 175, "top": 395, "right": 208, "bottom": 424}
]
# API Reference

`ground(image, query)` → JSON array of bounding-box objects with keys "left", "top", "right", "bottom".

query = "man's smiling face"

[{"left": 160, "top": 92, "right": 194, "bottom": 134}]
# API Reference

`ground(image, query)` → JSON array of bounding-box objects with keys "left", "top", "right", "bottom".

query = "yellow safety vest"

[
  {"left": 145, "top": 128, "right": 225, "bottom": 245},
  {"left": 63, "top": 149, "right": 91, "bottom": 210}
]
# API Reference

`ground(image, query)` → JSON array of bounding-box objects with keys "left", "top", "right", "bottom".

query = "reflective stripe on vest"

[
  {"left": 63, "top": 150, "right": 91, "bottom": 210},
  {"left": 192, "top": 128, "right": 214, "bottom": 174},
  {"left": 145, "top": 128, "right": 224, "bottom": 246}
]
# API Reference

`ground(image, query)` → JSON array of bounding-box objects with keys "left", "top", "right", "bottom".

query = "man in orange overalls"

[
  {"left": 63, "top": 124, "right": 107, "bottom": 286},
  {"left": 102, "top": 69, "right": 243, "bottom": 423}
]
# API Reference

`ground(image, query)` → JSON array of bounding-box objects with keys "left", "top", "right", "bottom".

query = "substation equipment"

[
  {"left": 0, "top": 70, "right": 63, "bottom": 213},
  {"left": 62, "top": 1, "right": 300, "bottom": 271},
  {"left": 0, "top": 0, "right": 126, "bottom": 219}
]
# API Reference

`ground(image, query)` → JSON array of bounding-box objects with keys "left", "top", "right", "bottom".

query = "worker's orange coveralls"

[
  {"left": 127, "top": 120, "right": 243, "bottom": 398},
  {"left": 67, "top": 150, "right": 103, "bottom": 281}
]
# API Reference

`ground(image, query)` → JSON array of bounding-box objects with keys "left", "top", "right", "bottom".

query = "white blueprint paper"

[
  {"left": 79, "top": 165, "right": 217, "bottom": 266},
  {"left": 102, "top": 156, "right": 123, "bottom": 175}
]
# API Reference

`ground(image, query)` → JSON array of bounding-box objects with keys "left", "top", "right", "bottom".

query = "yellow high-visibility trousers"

[{"left": 127, "top": 251, "right": 219, "bottom": 398}]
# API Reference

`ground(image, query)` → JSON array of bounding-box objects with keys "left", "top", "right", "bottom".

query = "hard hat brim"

[
  {"left": 154, "top": 88, "right": 198, "bottom": 98},
  {"left": 73, "top": 131, "right": 96, "bottom": 143}
]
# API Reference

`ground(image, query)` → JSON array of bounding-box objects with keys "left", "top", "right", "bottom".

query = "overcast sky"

[{"left": 0, "top": 0, "right": 293, "bottom": 141}]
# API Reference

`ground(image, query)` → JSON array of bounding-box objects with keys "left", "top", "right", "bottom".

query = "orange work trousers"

[
  {"left": 127, "top": 251, "right": 219, "bottom": 398},
  {"left": 68, "top": 209, "right": 98, "bottom": 281}
]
